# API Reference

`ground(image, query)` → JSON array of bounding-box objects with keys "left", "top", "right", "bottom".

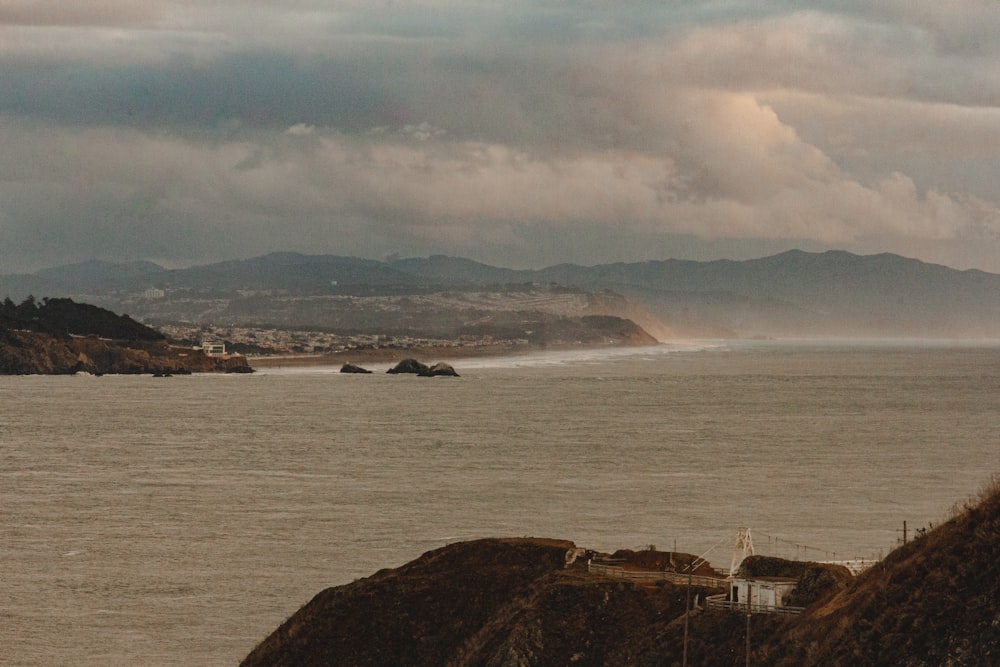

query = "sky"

[{"left": 3, "top": 1, "right": 1000, "bottom": 273}]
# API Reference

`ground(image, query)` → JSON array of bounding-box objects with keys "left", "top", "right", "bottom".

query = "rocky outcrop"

[
  {"left": 0, "top": 329, "right": 249, "bottom": 375},
  {"left": 340, "top": 363, "right": 372, "bottom": 374},
  {"left": 0, "top": 329, "right": 84, "bottom": 374},
  {"left": 0, "top": 297, "right": 252, "bottom": 375},
  {"left": 386, "top": 358, "right": 459, "bottom": 376},
  {"left": 423, "top": 361, "right": 459, "bottom": 377},
  {"left": 386, "top": 358, "right": 429, "bottom": 374}
]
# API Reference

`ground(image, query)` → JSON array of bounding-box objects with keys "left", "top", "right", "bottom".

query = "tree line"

[{"left": 0, "top": 296, "right": 164, "bottom": 341}]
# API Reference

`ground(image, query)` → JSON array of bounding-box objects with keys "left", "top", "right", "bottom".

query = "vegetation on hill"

[
  {"left": 0, "top": 296, "right": 249, "bottom": 374},
  {"left": 761, "top": 475, "right": 1000, "bottom": 666},
  {"left": 0, "top": 296, "right": 163, "bottom": 340}
]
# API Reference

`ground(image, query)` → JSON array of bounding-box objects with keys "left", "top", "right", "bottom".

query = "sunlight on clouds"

[
  {"left": 4, "top": 2, "right": 1000, "bottom": 270},
  {"left": 3, "top": 96, "right": 998, "bottom": 266}
]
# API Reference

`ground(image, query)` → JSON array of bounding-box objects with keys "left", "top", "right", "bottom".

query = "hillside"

[
  {"left": 761, "top": 476, "right": 1000, "bottom": 665},
  {"left": 241, "top": 539, "right": 713, "bottom": 667},
  {"left": 129, "top": 284, "right": 665, "bottom": 346},
  {"left": 394, "top": 250, "right": 1000, "bottom": 337},
  {"left": 242, "top": 480, "right": 1000, "bottom": 666}
]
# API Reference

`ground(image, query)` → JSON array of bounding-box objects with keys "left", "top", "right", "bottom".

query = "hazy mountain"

[
  {"left": 395, "top": 250, "right": 1000, "bottom": 337},
  {"left": 4, "top": 249, "right": 1000, "bottom": 337},
  {"left": 160, "top": 252, "right": 421, "bottom": 292},
  {"left": 389, "top": 255, "right": 522, "bottom": 286},
  {"left": 35, "top": 259, "right": 165, "bottom": 292}
]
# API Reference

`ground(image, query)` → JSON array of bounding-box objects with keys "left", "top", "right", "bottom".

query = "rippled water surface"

[{"left": 3, "top": 340, "right": 999, "bottom": 665}]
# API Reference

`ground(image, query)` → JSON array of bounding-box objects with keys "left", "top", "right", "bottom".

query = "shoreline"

[{"left": 247, "top": 340, "right": 656, "bottom": 369}]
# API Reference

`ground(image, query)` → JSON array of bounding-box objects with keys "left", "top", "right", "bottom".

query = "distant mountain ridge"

[{"left": 3, "top": 249, "right": 1000, "bottom": 337}]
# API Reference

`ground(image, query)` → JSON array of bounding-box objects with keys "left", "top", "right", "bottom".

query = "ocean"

[{"left": 2, "top": 340, "right": 999, "bottom": 665}]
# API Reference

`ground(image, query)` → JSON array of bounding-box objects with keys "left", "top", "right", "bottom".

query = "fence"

[
  {"left": 587, "top": 562, "right": 805, "bottom": 616},
  {"left": 587, "top": 561, "right": 728, "bottom": 589},
  {"left": 704, "top": 593, "right": 804, "bottom": 616}
]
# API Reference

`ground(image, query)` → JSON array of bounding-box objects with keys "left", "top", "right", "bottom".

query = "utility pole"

[
  {"left": 682, "top": 559, "right": 692, "bottom": 667},
  {"left": 745, "top": 608, "right": 751, "bottom": 667}
]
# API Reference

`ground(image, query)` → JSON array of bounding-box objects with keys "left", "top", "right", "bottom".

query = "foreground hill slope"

[
  {"left": 241, "top": 539, "right": 706, "bottom": 667},
  {"left": 763, "top": 478, "right": 1000, "bottom": 666},
  {"left": 243, "top": 480, "right": 1000, "bottom": 666}
]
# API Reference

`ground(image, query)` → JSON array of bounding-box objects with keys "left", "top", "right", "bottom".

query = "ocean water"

[{"left": 2, "top": 340, "right": 999, "bottom": 665}]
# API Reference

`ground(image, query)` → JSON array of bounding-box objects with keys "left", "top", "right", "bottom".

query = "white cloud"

[
  {"left": 285, "top": 123, "right": 316, "bottom": 136},
  {"left": 4, "top": 2, "right": 1000, "bottom": 272}
]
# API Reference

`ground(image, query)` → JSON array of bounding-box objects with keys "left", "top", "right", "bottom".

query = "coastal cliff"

[
  {"left": 243, "top": 481, "right": 1000, "bottom": 666},
  {"left": 0, "top": 297, "right": 250, "bottom": 374}
]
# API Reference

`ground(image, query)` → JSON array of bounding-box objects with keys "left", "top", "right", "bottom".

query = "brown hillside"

[
  {"left": 241, "top": 539, "right": 726, "bottom": 666},
  {"left": 761, "top": 478, "right": 1000, "bottom": 666}
]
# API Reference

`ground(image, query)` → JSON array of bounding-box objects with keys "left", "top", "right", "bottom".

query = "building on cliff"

[{"left": 200, "top": 340, "right": 226, "bottom": 356}]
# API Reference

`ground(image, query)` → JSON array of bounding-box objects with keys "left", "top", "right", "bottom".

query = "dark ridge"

[{"left": 0, "top": 296, "right": 163, "bottom": 340}]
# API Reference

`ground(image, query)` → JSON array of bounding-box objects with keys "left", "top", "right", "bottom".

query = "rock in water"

[
  {"left": 386, "top": 358, "right": 430, "bottom": 374},
  {"left": 421, "top": 361, "right": 459, "bottom": 377},
  {"left": 340, "top": 363, "right": 372, "bottom": 374}
]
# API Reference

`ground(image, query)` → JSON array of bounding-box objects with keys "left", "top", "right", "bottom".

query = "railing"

[
  {"left": 824, "top": 559, "right": 878, "bottom": 576},
  {"left": 704, "top": 593, "right": 804, "bottom": 616},
  {"left": 588, "top": 562, "right": 807, "bottom": 615},
  {"left": 587, "top": 562, "right": 728, "bottom": 589}
]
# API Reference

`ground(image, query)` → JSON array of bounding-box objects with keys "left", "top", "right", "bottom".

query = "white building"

[
  {"left": 729, "top": 576, "right": 798, "bottom": 612},
  {"left": 201, "top": 341, "right": 226, "bottom": 356}
]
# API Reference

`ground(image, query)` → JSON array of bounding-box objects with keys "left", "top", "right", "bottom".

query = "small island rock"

[
  {"left": 386, "top": 358, "right": 430, "bottom": 375},
  {"left": 421, "top": 361, "right": 459, "bottom": 377},
  {"left": 340, "top": 363, "right": 373, "bottom": 374}
]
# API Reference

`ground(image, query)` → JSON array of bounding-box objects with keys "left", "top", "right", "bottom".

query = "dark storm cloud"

[
  {"left": 0, "top": 53, "right": 391, "bottom": 134},
  {"left": 2, "top": 1, "right": 1000, "bottom": 273}
]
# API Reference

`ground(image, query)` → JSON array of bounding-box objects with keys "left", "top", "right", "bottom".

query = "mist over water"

[{"left": 3, "top": 340, "right": 999, "bottom": 665}]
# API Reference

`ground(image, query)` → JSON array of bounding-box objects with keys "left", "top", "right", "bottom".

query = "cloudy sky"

[{"left": 2, "top": 1, "right": 1000, "bottom": 273}]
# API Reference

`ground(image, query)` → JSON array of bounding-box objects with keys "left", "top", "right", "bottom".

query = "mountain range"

[{"left": 3, "top": 249, "right": 1000, "bottom": 338}]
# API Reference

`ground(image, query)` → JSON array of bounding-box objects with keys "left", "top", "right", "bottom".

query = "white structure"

[
  {"left": 730, "top": 576, "right": 798, "bottom": 613},
  {"left": 143, "top": 287, "right": 165, "bottom": 299},
  {"left": 729, "top": 527, "right": 755, "bottom": 576},
  {"left": 201, "top": 341, "right": 226, "bottom": 356}
]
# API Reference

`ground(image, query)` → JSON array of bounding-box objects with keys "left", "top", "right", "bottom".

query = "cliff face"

[
  {"left": 243, "top": 482, "right": 1000, "bottom": 666},
  {"left": 0, "top": 329, "right": 249, "bottom": 375},
  {"left": 0, "top": 296, "right": 251, "bottom": 374}
]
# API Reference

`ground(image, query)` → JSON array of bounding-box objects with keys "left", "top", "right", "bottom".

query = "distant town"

[{"left": 157, "top": 323, "right": 529, "bottom": 358}]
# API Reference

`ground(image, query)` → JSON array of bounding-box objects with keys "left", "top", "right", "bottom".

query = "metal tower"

[{"left": 729, "top": 527, "right": 755, "bottom": 577}]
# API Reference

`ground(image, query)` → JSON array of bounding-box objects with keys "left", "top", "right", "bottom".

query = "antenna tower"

[{"left": 729, "top": 527, "right": 754, "bottom": 577}]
